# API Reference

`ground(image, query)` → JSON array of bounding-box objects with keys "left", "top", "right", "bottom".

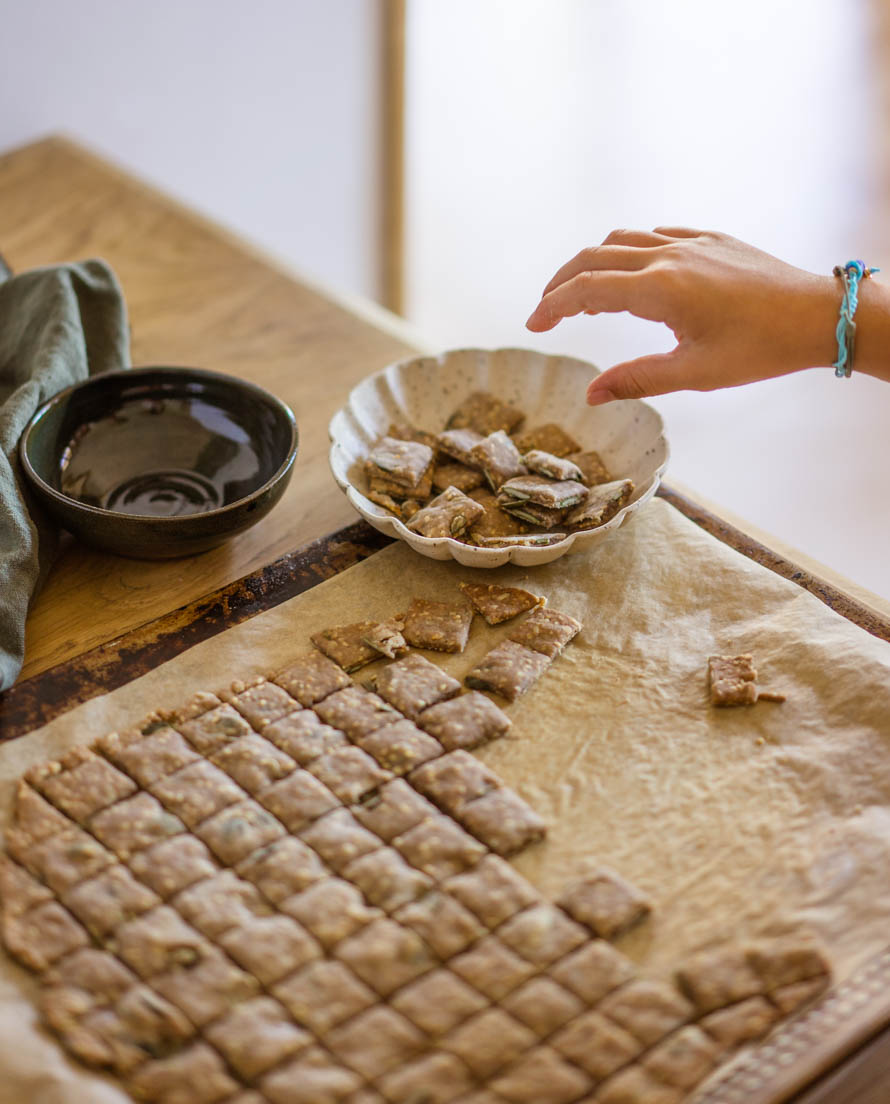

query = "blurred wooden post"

[{"left": 381, "top": 0, "right": 406, "bottom": 314}]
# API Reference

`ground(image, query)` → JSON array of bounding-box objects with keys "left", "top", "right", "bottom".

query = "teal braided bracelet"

[{"left": 833, "top": 259, "right": 879, "bottom": 378}]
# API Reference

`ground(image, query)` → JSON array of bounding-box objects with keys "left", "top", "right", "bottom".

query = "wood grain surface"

[{"left": 0, "top": 136, "right": 418, "bottom": 680}]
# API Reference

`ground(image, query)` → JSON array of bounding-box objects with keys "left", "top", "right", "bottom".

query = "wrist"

[{"left": 846, "top": 274, "right": 890, "bottom": 384}]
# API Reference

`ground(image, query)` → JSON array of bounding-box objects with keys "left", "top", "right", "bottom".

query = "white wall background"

[
  {"left": 0, "top": 0, "right": 382, "bottom": 299},
  {"left": 404, "top": 0, "right": 890, "bottom": 601}
]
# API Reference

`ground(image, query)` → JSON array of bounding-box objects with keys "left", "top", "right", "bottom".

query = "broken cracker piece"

[
  {"left": 521, "top": 449, "right": 585, "bottom": 483},
  {"left": 311, "top": 621, "right": 386, "bottom": 673},
  {"left": 565, "top": 478, "right": 634, "bottom": 530},
  {"left": 361, "top": 619, "right": 409, "bottom": 660},
  {"left": 708, "top": 654, "right": 758, "bottom": 707},
  {"left": 458, "top": 581, "right": 543, "bottom": 625}
]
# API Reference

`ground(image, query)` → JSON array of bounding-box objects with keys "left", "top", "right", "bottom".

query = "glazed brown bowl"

[{"left": 20, "top": 366, "right": 298, "bottom": 559}]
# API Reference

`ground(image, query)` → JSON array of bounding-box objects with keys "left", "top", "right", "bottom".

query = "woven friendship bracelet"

[{"left": 833, "top": 259, "right": 879, "bottom": 378}]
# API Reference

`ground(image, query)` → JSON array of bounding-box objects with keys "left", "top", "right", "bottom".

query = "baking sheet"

[{"left": 2, "top": 497, "right": 890, "bottom": 1103}]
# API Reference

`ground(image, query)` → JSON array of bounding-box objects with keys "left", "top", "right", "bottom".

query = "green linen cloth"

[{"left": 0, "top": 258, "right": 129, "bottom": 692}]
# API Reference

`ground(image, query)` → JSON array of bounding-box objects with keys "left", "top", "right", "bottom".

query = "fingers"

[
  {"left": 527, "top": 269, "right": 667, "bottom": 332},
  {"left": 586, "top": 351, "right": 690, "bottom": 404},
  {"left": 540, "top": 244, "right": 664, "bottom": 298},
  {"left": 652, "top": 225, "right": 706, "bottom": 238}
]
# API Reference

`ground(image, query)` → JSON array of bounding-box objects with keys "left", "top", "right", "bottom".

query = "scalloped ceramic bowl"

[{"left": 329, "top": 347, "right": 669, "bottom": 567}]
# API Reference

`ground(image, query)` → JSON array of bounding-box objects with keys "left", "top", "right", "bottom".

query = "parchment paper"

[{"left": 2, "top": 497, "right": 890, "bottom": 1103}]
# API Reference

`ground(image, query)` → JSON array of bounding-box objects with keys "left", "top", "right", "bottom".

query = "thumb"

[{"left": 586, "top": 349, "right": 691, "bottom": 405}]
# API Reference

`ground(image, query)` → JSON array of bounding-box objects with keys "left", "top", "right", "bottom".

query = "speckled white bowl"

[{"left": 329, "top": 347, "right": 669, "bottom": 567}]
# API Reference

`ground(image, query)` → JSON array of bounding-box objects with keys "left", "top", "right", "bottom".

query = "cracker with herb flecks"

[
  {"left": 406, "top": 486, "right": 484, "bottom": 539},
  {"left": 402, "top": 597, "right": 474, "bottom": 654},
  {"left": 376, "top": 652, "right": 462, "bottom": 718},
  {"left": 470, "top": 431, "right": 527, "bottom": 491},
  {"left": 445, "top": 391, "right": 525, "bottom": 436},
  {"left": 565, "top": 478, "right": 634, "bottom": 530},
  {"left": 512, "top": 422, "right": 581, "bottom": 457},
  {"left": 460, "top": 788, "right": 548, "bottom": 856},
  {"left": 417, "top": 691, "right": 511, "bottom": 750}
]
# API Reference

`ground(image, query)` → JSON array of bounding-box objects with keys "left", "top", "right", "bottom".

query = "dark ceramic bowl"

[{"left": 20, "top": 366, "right": 298, "bottom": 559}]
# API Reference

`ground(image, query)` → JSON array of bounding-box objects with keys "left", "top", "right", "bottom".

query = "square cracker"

[
  {"left": 417, "top": 690, "right": 511, "bottom": 750},
  {"left": 63, "top": 863, "right": 159, "bottom": 938},
  {"left": 501, "top": 976, "right": 584, "bottom": 1037},
  {"left": 442, "top": 1007, "right": 536, "bottom": 1080},
  {"left": 458, "top": 581, "right": 543, "bottom": 625},
  {"left": 300, "top": 807, "right": 382, "bottom": 871},
  {"left": 3, "top": 900, "right": 88, "bottom": 971},
  {"left": 282, "top": 878, "right": 382, "bottom": 950},
  {"left": 261, "top": 1045, "right": 362, "bottom": 1103},
  {"left": 306, "top": 744, "right": 393, "bottom": 804},
  {"left": 174, "top": 870, "right": 270, "bottom": 938},
  {"left": 466, "top": 487, "right": 528, "bottom": 539},
  {"left": 407, "top": 485, "right": 485, "bottom": 539},
  {"left": 460, "top": 788, "right": 548, "bottom": 856},
  {"left": 488, "top": 1046, "right": 592, "bottom": 1104},
  {"left": 521, "top": 449, "right": 585, "bottom": 483},
  {"left": 175, "top": 703, "right": 252, "bottom": 756},
  {"left": 219, "top": 914, "right": 322, "bottom": 985},
  {"left": 335, "top": 915, "right": 437, "bottom": 995},
  {"left": 403, "top": 597, "right": 474, "bottom": 653},
  {"left": 236, "top": 835, "right": 328, "bottom": 901},
  {"left": 29, "top": 747, "right": 137, "bottom": 824},
  {"left": 497, "top": 902, "right": 587, "bottom": 966},
  {"left": 99, "top": 726, "right": 200, "bottom": 788},
  {"left": 465, "top": 640, "right": 551, "bottom": 701},
  {"left": 512, "top": 422, "right": 581, "bottom": 457},
  {"left": 391, "top": 967, "right": 487, "bottom": 1036},
  {"left": 597, "top": 978, "right": 693, "bottom": 1046},
  {"left": 273, "top": 959, "right": 377, "bottom": 1035},
  {"left": 375, "top": 652, "right": 462, "bottom": 719},
  {"left": 8, "top": 825, "right": 114, "bottom": 895},
  {"left": 470, "top": 430, "right": 527, "bottom": 490},
  {"left": 354, "top": 719, "right": 443, "bottom": 775},
  {"left": 196, "top": 799, "right": 285, "bottom": 866},
  {"left": 211, "top": 732, "right": 296, "bottom": 795},
  {"left": 150, "top": 946, "right": 260, "bottom": 1029},
  {"left": 313, "top": 686, "right": 402, "bottom": 739},
  {"left": 352, "top": 778, "right": 439, "bottom": 841},
  {"left": 451, "top": 938, "right": 537, "bottom": 1001},
  {"left": 508, "top": 607, "right": 581, "bottom": 658},
  {"left": 150, "top": 759, "right": 244, "bottom": 829},
  {"left": 366, "top": 435, "right": 434, "bottom": 491},
  {"left": 446, "top": 390, "right": 524, "bottom": 436},
  {"left": 128, "top": 835, "right": 217, "bottom": 900},
  {"left": 551, "top": 1009, "right": 643, "bottom": 1081},
  {"left": 708, "top": 653, "right": 758, "bottom": 707},
  {"left": 326, "top": 1006, "right": 426, "bottom": 1080},
  {"left": 256, "top": 768, "right": 339, "bottom": 832},
  {"left": 556, "top": 867, "right": 652, "bottom": 939},
  {"left": 550, "top": 939, "right": 636, "bottom": 1005},
  {"left": 497, "top": 499, "right": 567, "bottom": 529},
  {"left": 225, "top": 679, "right": 300, "bottom": 731},
  {"left": 377, "top": 1051, "right": 474, "bottom": 1102},
  {"left": 204, "top": 996, "right": 311, "bottom": 1081},
  {"left": 342, "top": 846, "right": 433, "bottom": 911},
  {"left": 393, "top": 813, "right": 486, "bottom": 880},
  {"left": 311, "top": 621, "right": 386, "bottom": 673},
  {"left": 567, "top": 448, "right": 612, "bottom": 486},
  {"left": 90, "top": 792, "right": 184, "bottom": 861},
  {"left": 263, "top": 709, "right": 348, "bottom": 764},
  {"left": 498, "top": 475, "right": 587, "bottom": 510},
  {"left": 445, "top": 854, "right": 539, "bottom": 929},
  {"left": 565, "top": 477, "right": 634, "bottom": 530},
  {"left": 272, "top": 650, "right": 352, "bottom": 706},
  {"left": 410, "top": 750, "right": 501, "bottom": 816},
  {"left": 393, "top": 888, "right": 484, "bottom": 959},
  {"left": 432, "top": 461, "right": 485, "bottom": 494},
  {"left": 126, "top": 1043, "right": 238, "bottom": 1104}
]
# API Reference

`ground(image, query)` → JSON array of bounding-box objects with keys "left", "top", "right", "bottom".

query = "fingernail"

[{"left": 587, "top": 388, "right": 616, "bottom": 406}]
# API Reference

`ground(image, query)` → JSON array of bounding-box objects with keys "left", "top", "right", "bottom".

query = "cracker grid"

[{"left": 1, "top": 642, "right": 830, "bottom": 1103}]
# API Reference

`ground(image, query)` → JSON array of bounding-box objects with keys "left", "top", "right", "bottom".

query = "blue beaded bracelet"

[{"left": 833, "top": 259, "right": 879, "bottom": 378}]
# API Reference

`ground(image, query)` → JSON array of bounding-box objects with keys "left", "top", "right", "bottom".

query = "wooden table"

[{"left": 0, "top": 135, "right": 888, "bottom": 1103}]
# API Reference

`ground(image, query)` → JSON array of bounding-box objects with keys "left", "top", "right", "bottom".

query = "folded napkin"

[{"left": 0, "top": 258, "right": 130, "bottom": 692}]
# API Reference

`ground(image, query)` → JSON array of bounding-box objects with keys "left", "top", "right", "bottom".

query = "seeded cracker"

[
  {"left": 417, "top": 690, "right": 511, "bottom": 750},
  {"left": 435, "top": 428, "right": 485, "bottom": 466},
  {"left": 375, "top": 652, "right": 462, "bottom": 717},
  {"left": 313, "top": 685, "right": 402, "bottom": 739},
  {"left": 465, "top": 640, "right": 551, "bottom": 701},
  {"left": 402, "top": 596, "right": 474, "bottom": 653},
  {"left": 365, "top": 435, "right": 434, "bottom": 492},
  {"left": 521, "top": 449, "right": 585, "bottom": 483},
  {"left": 498, "top": 500, "right": 567, "bottom": 529},
  {"left": 470, "top": 430, "right": 527, "bottom": 490},
  {"left": 508, "top": 606, "right": 582, "bottom": 658},
  {"left": 498, "top": 474, "right": 588, "bottom": 510},
  {"left": 311, "top": 621, "right": 385, "bottom": 672},
  {"left": 406, "top": 485, "right": 484, "bottom": 539},
  {"left": 445, "top": 390, "right": 525, "bottom": 435},
  {"left": 460, "top": 788, "right": 548, "bottom": 856},
  {"left": 458, "top": 581, "right": 543, "bottom": 625},
  {"left": 273, "top": 650, "right": 351, "bottom": 705},
  {"left": 465, "top": 487, "right": 529, "bottom": 539},
  {"left": 556, "top": 868, "right": 652, "bottom": 939},
  {"left": 567, "top": 448, "right": 612, "bottom": 486},
  {"left": 387, "top": 421, "right": 438, "bottom": 449},
  {"left": 431, "top": 461, "right": 484, "bottom": 493},
  {"left": 565, "top": 477, "right": 634, "bottom": 530},
  {"left": 512, "top": 422, "right": 581, "bottom": 457}
]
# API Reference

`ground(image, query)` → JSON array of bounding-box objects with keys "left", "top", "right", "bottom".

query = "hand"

[{"left": 526, "top": 228, "right": 846, "bottom": 404}]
